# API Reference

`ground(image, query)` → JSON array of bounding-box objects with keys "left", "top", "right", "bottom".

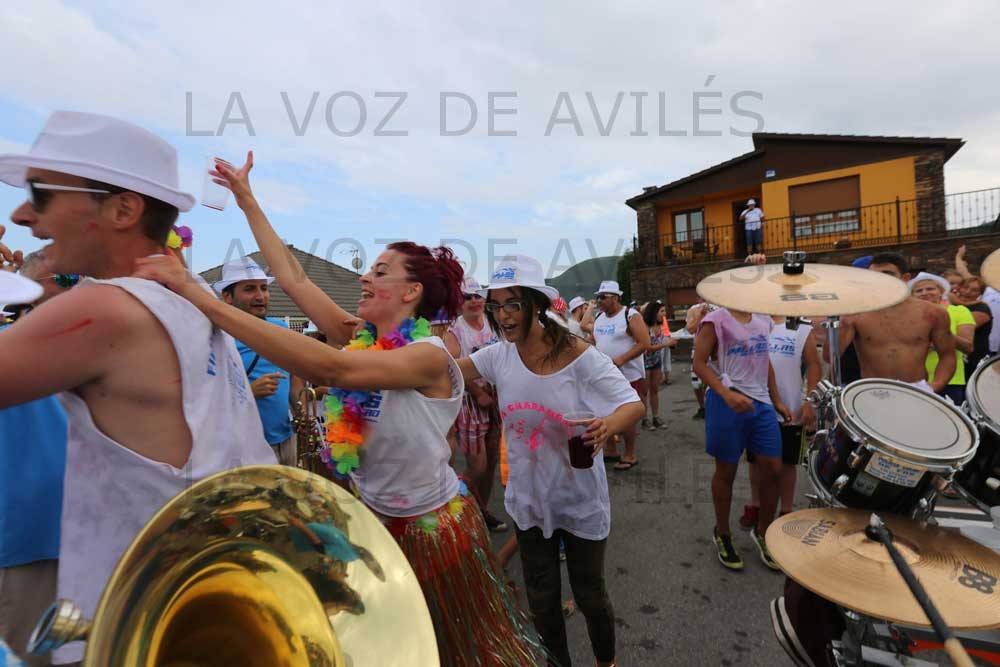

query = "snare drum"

[
  {"left": 809, "top": 379, "right": 978, "bottom": 517},
  {"left": 956, "top": 355, "right": 1000, "bottom": 512}
]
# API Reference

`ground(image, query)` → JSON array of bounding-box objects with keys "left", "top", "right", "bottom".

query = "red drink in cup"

[{"left": 564, "top": 411, "right": 596, "bottom": 469}]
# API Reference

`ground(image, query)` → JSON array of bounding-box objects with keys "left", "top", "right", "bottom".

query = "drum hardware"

[
  {"left": 847, "top": 451, "right": 864, "bottom": 469},
  {"left": 955, "top": 354, "right": 1000, "bottom": 513},
  {"left": 831, "top": 475, "right": 851, "bottom": 496},
  {"left": 27, "top": 465, "right": 440, "bottom": 666}
]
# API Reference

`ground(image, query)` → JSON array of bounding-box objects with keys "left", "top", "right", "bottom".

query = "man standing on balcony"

[{"left": 739, "top": 199, "right": 765, "bottom": 255}]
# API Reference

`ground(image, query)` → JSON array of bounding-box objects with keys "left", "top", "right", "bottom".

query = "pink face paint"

[{"left": 45, "top": 318, "right": 93, "bottom": 338}]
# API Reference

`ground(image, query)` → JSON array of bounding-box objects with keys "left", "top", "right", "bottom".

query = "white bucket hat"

[
  {"left": 481, "top": 255, "right": 559, "bottom": 302},
  {"left": 907, "top": 271, "right": 950, "bottom": 296},
  {"left": 461, "top": 275, "right": 483, "bottom": 295},
  {"left": 0, "top": 271, "right": 43, "bottom": 305},
  {"left": 747, "top": 198, "right": 756, "bottom": 206},
  {"left": 212, "top": 257, "right": 276, "bottom": 293},
  {"left": 568, "top": 296, "right": 587, "bottom": 313},
  {"left": 594, "top": 280, "right": 623, "bottom": 297},
  {"left": 0, "top": 111, "right": 195, "bottom": 211}
]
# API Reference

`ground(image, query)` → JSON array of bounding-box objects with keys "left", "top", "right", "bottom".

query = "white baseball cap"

[
  {"left": 212, "top": 257, "right": 276, "bottom": 293},
  {"left": 0, "top": 111, "right": 195, "bottom": 211},
  {"left": 747, "top": 199, "right": 756, "bottom": 206},
  {"left": 0, "top": 271, "right": 43, "bottom": 305},
  {"left": 907, "top": 271, "right": 950, "bottom": 295},
  {"left": 594, "top": 280, "right": 623, "bottom": 296},
  {"left": 461, "top": 275, "right": 483, "bottom": 295},
  {"left": 482, "top": 255, "right": 559, "bottom": 302},
  {"left": 568, "top": 296, "right": 587, "bottom": 313}
]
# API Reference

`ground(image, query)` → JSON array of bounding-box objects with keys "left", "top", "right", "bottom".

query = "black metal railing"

[{"left": 653, "top": 186, "right": 1000, "bottom": 265}]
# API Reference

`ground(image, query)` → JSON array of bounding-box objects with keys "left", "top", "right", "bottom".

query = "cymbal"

[
  {"left": 980, "top": 248, "right": 1000, "bottom": 290},
  {"left": 696, "top": 262, "right": 909, "bottom": 316},
  {"left": 766, "top": 508, "right": 1000, "bottom": 629},
  {"left": 88, "top": 465, "right": 439, "bottom": 666}
]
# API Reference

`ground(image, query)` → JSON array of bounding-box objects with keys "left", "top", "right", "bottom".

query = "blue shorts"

[{"left": 705, "top": 389, "right": 782, "bottom": 464}]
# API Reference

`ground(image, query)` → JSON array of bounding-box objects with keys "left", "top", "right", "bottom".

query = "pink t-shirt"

[{"left": 698, "top": 309, "right": 774, "bottom": 404}]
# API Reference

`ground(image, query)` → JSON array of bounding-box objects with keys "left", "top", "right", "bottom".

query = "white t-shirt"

[
  {"left": 349, "top": 336, "right": 462, "bottom": 517},
  {"left": 450, "top": 316, "right": 499, "bottom": 390},
  {"left": 982, "top": 287, "right": 1000, "bottom": 353},
  {"left": 768, "top": 321, "right": 813, "bottom": 420},
  {"left": 471, "top": 342, "right": 640, "bottom": 540},
  {"left": 593, "top": 306, "right": 644, "bottom": 382},
  {"left": 742, "top": 207, "right": 764, "bottom": 230}
]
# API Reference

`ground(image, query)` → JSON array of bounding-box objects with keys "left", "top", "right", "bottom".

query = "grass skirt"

[{"left": 374, "top": 485, "right": 544, "bottom": 666}]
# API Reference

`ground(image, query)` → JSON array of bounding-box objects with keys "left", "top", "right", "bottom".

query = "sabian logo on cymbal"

[{"left": 801, "top": 519, "right": 836, "bottom": 546}]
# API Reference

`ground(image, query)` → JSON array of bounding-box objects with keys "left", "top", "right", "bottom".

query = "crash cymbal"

[
  {"left": 980, "top": 248, "right": 1000, "bottom": 291},
  {"left": 766, "top": 508, "right": 1000, "bottom": 629},
  {"left": 696, "top": 261, "right": 909, "bottom": 316}
]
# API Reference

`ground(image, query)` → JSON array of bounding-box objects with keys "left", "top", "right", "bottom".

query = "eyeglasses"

[
  {"left": 463, "top": 293, "right": 483, "bottom": 301},
  {"left": 485, "top": 300, "right": 525, "bottom": 314},
  {"left": 25, "top": 180, "right": 111, "bottom": 213},
  {"left": 595, "top": 294, "right": 614, "bottom": 301}
]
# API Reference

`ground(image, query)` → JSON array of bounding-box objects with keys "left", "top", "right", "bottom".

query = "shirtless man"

[
  {"left": 0, "top": 111, "right": 274, "bottom": 664},
  {"left": 839, "top": 252, "right": 955, "bottom": 390}
]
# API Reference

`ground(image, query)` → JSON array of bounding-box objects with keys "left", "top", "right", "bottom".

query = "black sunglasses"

[
  {"left": 25, "top": 180, "right": 112, "bottom": 213},
  {"left": 463, "top": 293, "right": 484, "bottom": 301},
  {"left": 485, "top": 300, "right": 525, "bottom": 314}
]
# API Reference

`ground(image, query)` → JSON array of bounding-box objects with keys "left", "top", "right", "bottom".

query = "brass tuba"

[{"left": 29, "top": 466, "right": 439, "bottom": 666}]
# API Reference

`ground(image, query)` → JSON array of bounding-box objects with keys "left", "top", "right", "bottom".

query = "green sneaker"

[
  {"left": 713, "top": 528, "right": 744, "bottom": 571},
  {"left": 751, "top": 526, "right": 781, "bottom": 571}
]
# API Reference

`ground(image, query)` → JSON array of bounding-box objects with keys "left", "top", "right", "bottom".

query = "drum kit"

[{"left": 698, "top": 250, "right": 1000, "bottom": 667}]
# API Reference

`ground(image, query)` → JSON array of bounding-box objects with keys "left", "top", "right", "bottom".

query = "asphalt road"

[{"left": 487, "top": 373, "right": 801, "bottom": 667}]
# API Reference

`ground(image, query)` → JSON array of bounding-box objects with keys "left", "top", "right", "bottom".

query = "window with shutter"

[{"left": 789, "top": 176, "right": 861, "bottom": 238}]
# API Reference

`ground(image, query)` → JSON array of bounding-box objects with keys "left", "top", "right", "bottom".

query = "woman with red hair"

[{"left": 134, "top": 153, "right": 543, "bottom": 666}]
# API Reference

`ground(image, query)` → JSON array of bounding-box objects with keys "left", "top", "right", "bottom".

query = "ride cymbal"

[
  {"left": 980, "top": 248, "right": 1000, "bottom": 291},
  {"left": 766, "top": 508, "right": 1000, "bottom": 629},
  {"left": 696, "top": 261, "right": 908, "bottom": 316}
]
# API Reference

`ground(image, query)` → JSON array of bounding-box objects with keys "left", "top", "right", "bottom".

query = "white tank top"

[
  {"left": 53, "top": 277, "right": 276, "bottom": 664},
  {"left": 768, "top": 321, "right": 813, "bottom": 419},
  {"left": 349, "top": 336, "right": 462, "bottom": 517},
  {"left": 593, "top": 307, "right": 644, "bottom": 382}
]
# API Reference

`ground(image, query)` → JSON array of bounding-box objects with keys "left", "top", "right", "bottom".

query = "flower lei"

[{"left": 321, "top": 317, "right": 431, "bottom": 477}]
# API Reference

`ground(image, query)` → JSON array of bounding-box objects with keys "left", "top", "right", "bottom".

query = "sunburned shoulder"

[{"left": 30, "top": 282, "right": 158, "bottom": 339}]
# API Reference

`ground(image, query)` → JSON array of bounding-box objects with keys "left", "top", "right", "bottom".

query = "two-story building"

[{"left": 627, "top": 133, "right": 1000, "bottom": 309}]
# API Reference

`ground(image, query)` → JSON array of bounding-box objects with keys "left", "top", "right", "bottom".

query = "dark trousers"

[{"left": 516, "top": 527, "right": 615, "bottom": 666}]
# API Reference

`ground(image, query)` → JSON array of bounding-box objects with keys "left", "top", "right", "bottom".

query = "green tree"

[{"left": 616, "top": 249, "right": 634, "bottom": 304}]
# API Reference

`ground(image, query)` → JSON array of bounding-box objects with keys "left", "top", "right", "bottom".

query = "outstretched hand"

[
  {"left": 211, "top": 151, "right": 256, "bottom": 209},
  {"left": 133, "top": 253, "right": 209, "bottom": 307}
]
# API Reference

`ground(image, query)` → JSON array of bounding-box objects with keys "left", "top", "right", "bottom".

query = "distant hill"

[{"left": 545, "top": 256, "right": 621, "bottom": 300}]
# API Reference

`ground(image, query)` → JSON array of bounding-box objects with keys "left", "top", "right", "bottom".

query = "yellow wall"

[
  {"left": 760, "top": 156, "right": 917, "bottom": 249},
  {"left": 654, "top": 156, "right": 919, "bottom": 261}
]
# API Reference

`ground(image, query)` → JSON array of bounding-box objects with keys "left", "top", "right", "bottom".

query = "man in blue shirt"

[
  {"left": 213, "top": 258, "right": 300, "bottom": 465},
  {"left": 0, "top": 252, "right": 73, "bottom": 665}
]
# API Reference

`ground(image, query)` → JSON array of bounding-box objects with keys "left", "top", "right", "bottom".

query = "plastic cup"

[
  {"left": 564, "top": 411, "right": 596, "bottom": 469},
  {"left": 201, "top": 157, "right": 232, "bottom": 210}
]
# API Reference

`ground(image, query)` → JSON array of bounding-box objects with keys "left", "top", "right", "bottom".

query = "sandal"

[
  {"left": 613, "top": 458, "right": 639, "bottom": 471},
  {"left": 603, "top": 455, "right": 621, "bottom": 464}
]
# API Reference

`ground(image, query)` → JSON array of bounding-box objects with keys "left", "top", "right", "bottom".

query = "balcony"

[{"left": 651, "top": 187, "right": 1000, "bottom": 266}]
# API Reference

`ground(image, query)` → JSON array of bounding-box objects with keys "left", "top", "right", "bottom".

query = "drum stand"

[
  {"left": 822, "top": 316, "right": 844, "bottom": 388},
  {"left": 832, "top": 612, "right": 937, "bottom": 667}
]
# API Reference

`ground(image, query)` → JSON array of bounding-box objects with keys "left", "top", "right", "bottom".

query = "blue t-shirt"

[
  {"left": 236, "top": 317, "right": 293, "bottom": 446},
  {"left": 0, "top": 324, "right": 67, "bottom": 567}
]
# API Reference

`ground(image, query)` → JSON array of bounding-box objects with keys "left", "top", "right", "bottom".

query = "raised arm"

[
  {"left": 213, "top": 153, "right": 358, "bottom": 346},
  {"left": 955, "top": 245, "right": 974, "bottom": 280}
]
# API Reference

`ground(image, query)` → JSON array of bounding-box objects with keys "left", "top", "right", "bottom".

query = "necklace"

[{"left": 321, "top": 317, "right": 431, "bottom": 477}]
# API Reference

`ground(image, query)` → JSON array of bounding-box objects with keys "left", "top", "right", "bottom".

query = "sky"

[{"left": 0, "top": 1, "right": 998, "bottom": 284}]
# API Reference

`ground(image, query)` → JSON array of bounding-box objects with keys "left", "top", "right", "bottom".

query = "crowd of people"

[{"left": 1, "top": 110, "right": 997, "bottom": 667}]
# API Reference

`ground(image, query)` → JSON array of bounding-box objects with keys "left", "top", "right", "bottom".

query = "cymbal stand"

[{"left": 822, "top": 316, "right": 844, "bottom": 387}]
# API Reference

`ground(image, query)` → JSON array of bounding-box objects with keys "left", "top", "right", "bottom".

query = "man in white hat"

[
  {"left": 0, "top": 111, "right": 275, "bottom": 665},
  {"left": 567, "top": 296, "right": 590, "bottom": 339},
  {"left": 213, "top": 257, "right": 302, "bottom": 466},
  {"left": 739, "top": 198, "right": 765, "bottom": 255},
  {"left": 589, "top": 280, "right": 649, "bottom": 470}
]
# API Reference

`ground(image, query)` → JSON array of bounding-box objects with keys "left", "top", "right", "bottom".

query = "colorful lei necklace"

[{"left": 321, "top": 317, "right": 431, "bottom": 477}]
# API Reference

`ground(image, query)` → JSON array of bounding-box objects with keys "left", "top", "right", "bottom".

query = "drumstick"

[{"left": 865, "top": 515, "right": 974, "bottom": 667}]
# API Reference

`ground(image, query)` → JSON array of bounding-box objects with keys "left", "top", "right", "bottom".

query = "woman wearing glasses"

[
  {"left": 455, "top": 255, "right": 643, "bottom": 667},
  {"left": 133, "top": 154, "right": 544, "bottom": 666}
]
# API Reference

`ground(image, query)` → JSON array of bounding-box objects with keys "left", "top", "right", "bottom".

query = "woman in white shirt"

[
  {"left": 134, "top": 154, "right": 543, "bottom": 666},
  {"left": 457, "top": 255, "right": 643, "bottom": 667}
]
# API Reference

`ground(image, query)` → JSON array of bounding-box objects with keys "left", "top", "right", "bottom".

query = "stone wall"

[
  {"left": 635, "top": 202, "right": 658, "bottom": 267},
  {"left": 914, "top": 150, "right": 947, "bottom": 237},
  {"left": 631, "top": 232, "right": 1000, "bottom": 304}
]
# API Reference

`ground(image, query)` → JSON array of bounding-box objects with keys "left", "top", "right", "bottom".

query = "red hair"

[{"left": 388, "top": 242, "right": 464, "bottom": 321}]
